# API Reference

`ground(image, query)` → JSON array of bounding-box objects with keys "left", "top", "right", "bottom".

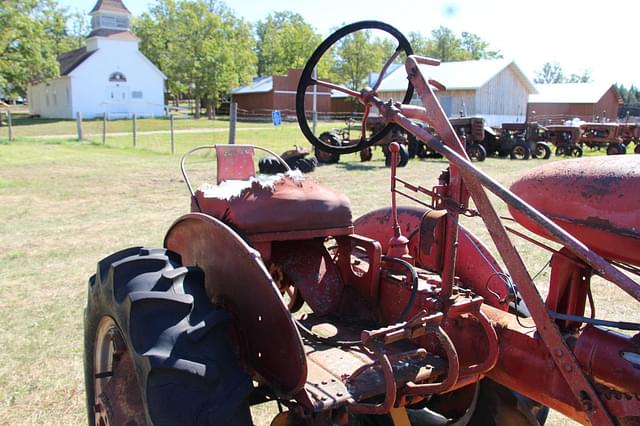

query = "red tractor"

[{"left": 85, "top": 22, "right": 640, "bottom": 425}]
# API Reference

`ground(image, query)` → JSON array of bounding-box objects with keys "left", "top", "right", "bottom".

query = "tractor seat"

[{"left": 192, "top": 146, "right": 353, "bottom": 241}]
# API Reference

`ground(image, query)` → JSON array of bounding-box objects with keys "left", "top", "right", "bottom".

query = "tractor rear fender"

[
  {"left": 164, "top": 212, "right": 307, "bottom": 395},
  {"left": 354, "top": 207, "right": 510, "bottom": 311}
]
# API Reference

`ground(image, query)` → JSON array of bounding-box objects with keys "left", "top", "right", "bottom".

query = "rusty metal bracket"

[{"left": 394, "top": 55, "right": 616, "bottom": 425}]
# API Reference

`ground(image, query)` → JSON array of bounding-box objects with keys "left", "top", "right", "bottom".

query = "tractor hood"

[{"left": 509, "top": 156, "right": 640, "bottom": 266}]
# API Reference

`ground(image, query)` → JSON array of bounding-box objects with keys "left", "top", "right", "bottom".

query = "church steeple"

[{"left": 89, "top": 0, "right": 132, "bottom": 32}]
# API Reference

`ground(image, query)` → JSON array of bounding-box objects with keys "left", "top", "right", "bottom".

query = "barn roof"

[
  {"left": 90, "top": 0, "right": 131, "bottom": 15},
  {"left": 58, "top": 47, "right": 96, "bottom": 76},
  {"left": 231, "top": 76, "right": 273, "bottom": 95},
  {"left": 371, "top": 59, "right": 537, "bottom": 94},
  {"left": 528, "top": 82, "right": 621, "bottom": 104}
]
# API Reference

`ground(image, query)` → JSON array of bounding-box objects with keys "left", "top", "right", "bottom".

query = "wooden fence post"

[
  {"left": 7, "top": 111, "right": 13, "bottom": 141},
  {"left": 132, "top": 113, "right": 137, "bottom": 148},
  {"left": 102, "top": 112, "right": 107, "bottom": 145},
  {"left": 75, "top": 112, "right": 83, "bottom": 141},
  {"left": 170, "top": 114, "right": 175, "bottom": 154},
  {"left": 228, "top": 102, "right": 237, "bottom": 144}
]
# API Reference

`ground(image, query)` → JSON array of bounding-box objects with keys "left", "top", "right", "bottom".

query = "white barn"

[
  {"left": 373, "top": 59, "right": 537, "bottom": 127},
  {"left": 28, "top": 0, "right": 166, "bottom": 119}
]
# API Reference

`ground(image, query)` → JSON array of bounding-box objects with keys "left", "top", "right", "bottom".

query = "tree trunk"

[
  {"left": 206, "top": 98, "right": 213, "bottom": 120},
  {"left": 195, "top": 96, "right": 201, "bottom": 119},
  {"left": 211, "top": 104, "right": 216, "bottom": 121}
]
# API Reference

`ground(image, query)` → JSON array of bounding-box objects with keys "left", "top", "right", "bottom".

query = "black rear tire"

[
  {"left": 384, "top": 144, "right": 409, "bottom": 167},
  {"left": 288, "top": 156, "right": 317, "bottom": 173},
  {"left": 467, "top": 143, "right": 487, "bottom": 162},
  {"left": 571, "top": 145, "right": 583, "bottom": 157},
  {"left": 607, "top": 143, "right": 626, "bottom": 155},
  {"left": 510, "top": 143, "right": 530, "bottom": 160},
  {"left": 533, "top": 142, "right": 551, "bottom": 159},
  {"left": 84, "top": 247, "right": 252, "bottom": 426},
  {"left": 259, "top": 156, "right": 287, "bottom": 174},
  {"left": 316, "top": 132, "right": 341, "bottom": 164},
  {"left": 635, "top": 144, "right": 640, "bottom": 154}
]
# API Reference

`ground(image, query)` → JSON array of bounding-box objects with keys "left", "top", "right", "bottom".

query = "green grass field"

[{"left": 0, "top": 121, "right": 636, "bottom": 425}]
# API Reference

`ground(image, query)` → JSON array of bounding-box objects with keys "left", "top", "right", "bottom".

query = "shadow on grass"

[{"left": 334, "top": 162, "right": 380, "bottom": 171}]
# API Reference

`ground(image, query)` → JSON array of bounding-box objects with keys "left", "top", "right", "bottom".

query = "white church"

[{"left": 28, "top": 0, "right": 166, "bottom": 119}]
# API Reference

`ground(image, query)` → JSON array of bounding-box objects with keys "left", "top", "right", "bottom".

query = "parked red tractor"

[{"left": 85, "top": 21, "right": 640, "bottom": 426}]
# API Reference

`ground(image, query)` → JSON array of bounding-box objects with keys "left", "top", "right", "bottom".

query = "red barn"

[
  {"left": 230, "top": 69, "right": 332, "bottom": 119},
  {"left": 527, "top": 83, "right": 622, "bottom": 124}
]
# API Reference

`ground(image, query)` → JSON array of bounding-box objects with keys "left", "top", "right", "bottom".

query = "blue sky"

[{"left": 60, "top": 0, "right": 640, "bottom": 87}]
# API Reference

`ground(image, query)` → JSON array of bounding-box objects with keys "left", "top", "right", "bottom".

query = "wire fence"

[{"left": 0, "top": 106, "right": 347, "bottom": 156}]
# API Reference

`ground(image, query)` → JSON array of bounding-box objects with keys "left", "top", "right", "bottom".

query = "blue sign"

[{"left": 272, "top": 110, "right": 282, "bottom": 126}]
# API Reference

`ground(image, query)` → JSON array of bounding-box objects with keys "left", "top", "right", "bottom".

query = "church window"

[
  {"left": 109, "top": 72, "right": 127, "bottom": 83},
  {"left": 131, "top": 91, "right": 143, "bottom": 99}
]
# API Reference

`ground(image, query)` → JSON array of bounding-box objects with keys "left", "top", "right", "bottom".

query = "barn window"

[
  {"left": 46, "top": 94, "right": 50, "bottom": 107},
  {"left": 131, "top": 91, "right": 143, "bottom": 99},
  {"left": 53, "top": 93, "right": 57, "bottom": 105},
  {"left": 109, "top": 72, "right": 127, "bottom": 83}
]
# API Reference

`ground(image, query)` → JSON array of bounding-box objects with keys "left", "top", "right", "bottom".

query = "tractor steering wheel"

[{"left": 296, "top": 21, "right": 414, "bottom": 155}]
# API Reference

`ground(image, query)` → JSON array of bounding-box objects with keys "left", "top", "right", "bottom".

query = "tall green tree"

[
  {"left": 135, "top": 0, "right": 255, "bottom": 118},
  {"left": 425, "top": 26, "right": 468, "bottom": 62},
  {"left": 407, "top": 28, "right": 501, "bottom": 62},
  {"left": 332, "top": 29, "right": 384, "bottom": 90},
  {"left": 461, "top": 32, "right": 502, "bottom": 60},
  {"left": 0, "top": 0, "right": 73, "bottom": 98},
  {"left": 255, "top": 12, "right": 322, "bottom": 77}
]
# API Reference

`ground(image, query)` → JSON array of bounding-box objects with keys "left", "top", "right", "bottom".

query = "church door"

[{"left": 106, "top": 85, "right": 129, "bottom": 115}]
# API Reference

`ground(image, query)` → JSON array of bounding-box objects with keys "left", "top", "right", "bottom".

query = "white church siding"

[
  {"left": 28, "top": 77, "right": 73, "bottom": 118},
  {"left": 68, "top": 39, "right": 165, "bottom": 119}
]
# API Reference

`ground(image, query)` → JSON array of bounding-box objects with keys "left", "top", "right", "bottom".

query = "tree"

[
  {"left": 332, "top": 29, "right": 384, "bottom": 90},
  {"left": 255, "top": 12, "right": 322, "bottom": 77},
  {"left": 408, "top": 31, "right": 430, "bottom": 57},
  {"left": 135, "top": 0, "right": 255, "bottom": 118},
  {"left": 407, "top": 28, "right": 501, "bottom": 62},
  {"left": 461, "top": 32, "right": 502, "bottom": 60},
  {"left": 534, "top": 62, "right": 591, "bottom": 84},
  {"left": 67, "top": 9, "right": 90, "bottom": 49},
  {"left": 426, "top": 26, "right": 468, "bottom": 62},
  {"left": 567, "top": 70, "right": 592, "bottom": 83},
  {"left": 0, "top": 0, "right": 74, "bottom": 99}
]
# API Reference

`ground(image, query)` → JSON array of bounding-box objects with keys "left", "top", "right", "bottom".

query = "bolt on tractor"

[
  {"left": 543, "top": 124, "right": 584, "bottom": 157},
  {"left": 84, "top": 21, "right": 640, "bottom": 426}
]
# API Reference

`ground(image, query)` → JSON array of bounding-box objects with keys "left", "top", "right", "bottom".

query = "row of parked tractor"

[{"left": 315, "top": 116, "right": 640, "bottom": 166}]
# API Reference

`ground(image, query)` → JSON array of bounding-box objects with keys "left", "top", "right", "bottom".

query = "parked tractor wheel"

[
  {"left": 384, "top": 143, "right": 409, "bottom": 167},
  {"left": 533, "top": 142, "right": 551, "bottom": 160},
  {"left": 571, "top": 145, "right": 583, "bottom": 157},
  {"left": 360, "top": 147, "right": 373, "bottom": 162},
  {"left": 287, "top": 156, "right": 317, "bottom": 173},
  {"left": 635, "top": 143, "right": 640, "bottom": 154},
  {"left": 510, "top": 143, "right": 530, "bottom": 160},
  {"left": 606, "top": 143, "right": 626, "bottom": 155},
  {"left": 470, "top": 380, "right": 549, "bottom": 426},
  {"left": 467, "top": 143, "right": 487, "bottom": 162},
  {"left": 316, "top": 132, "right": 341, "bottom": 164},
  {"left": 259, "top": 156, "right": 288, "bottom": 174},
  {"left": 84, "top": 247, "right": 252, "bottom": 426}
]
